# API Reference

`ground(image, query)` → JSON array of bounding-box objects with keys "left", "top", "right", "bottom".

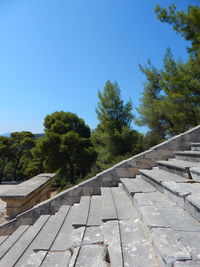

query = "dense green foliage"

[
  {"left": 0, "top": 132, "right": 36, "bottom": 183},
  {"left": 92, "top": 80, "right": 144, "bottom": 168},
  {"left": 155, "top": 4, "right": 200, "bottom": 54},
  {"left": 0, "top": 113, "right": 97, "bottom": 187},
  {"left": 36, "top": 111, "right": 97, "bottom": 186},
  {"left": 136, "top": 4, "right": 200, "bottom": 139}
]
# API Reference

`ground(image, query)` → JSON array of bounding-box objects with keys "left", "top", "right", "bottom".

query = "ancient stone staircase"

[{"left": 1, "top": 142, "right": 200, "bottom": 266}]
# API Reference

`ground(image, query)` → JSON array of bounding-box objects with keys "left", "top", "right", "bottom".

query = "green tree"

[
  {"left": 160, "top": 49, "right": 200, "bottom": 133},
  {"left": 0, "top": 136, "right": 13, "bottom": 183},
  {"left": 155, "top": 4, "right": 200, "bottom": 54},
  {"left": 136, "top": 4, "right": 200, "bottom": 140},
  {"left": 136, "top": 49, "right": 200, "bottom": 139},
  {"left": 25, "top": 141, "right": 46, "bottom": 177},
  {"left": 9, "top": 132, "right": 35, "bottom": 181},
  {"left": 38, "top": 111, "right": 97, "bottom": 185},
  {"left": 96, "top": 81, "right": 133, "bottom": 134},
  {"left": 93, "top": 80, "right": 143, "bottom": 166},
  {"left": 135, "top": 60, "right": 166, "bottom": 142}
]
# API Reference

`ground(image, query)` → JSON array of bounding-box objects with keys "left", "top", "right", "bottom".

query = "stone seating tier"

[{"left": 1, "top": 129, "right": 200, "bottom": 265}]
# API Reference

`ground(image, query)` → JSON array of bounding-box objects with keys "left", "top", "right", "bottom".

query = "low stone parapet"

[{"left": 0, "top": 173, "right": 55, "bottom": 219}]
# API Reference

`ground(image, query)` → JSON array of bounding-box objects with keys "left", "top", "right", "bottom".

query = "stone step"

[
  {"left": 175, "top": 151, "right": 200, "bottom": 162},
  {"left": 162, "top": 181, "right": 200, "bottom": 223},
  {"left": 72, "top": 196, "right": 91, "bottom": 228},
  {"left": 121, "top": 176, "right": 200, "bottom": 265},
  {"left": 191, "top": 142, "right": 200, "bottom": 151},
  {"left": 151, "top": 228, "right": 191, "bottom": 266},
  {"left": 68, "top": 227, "right": 85, "bottom": 267},
  {"left": 43, "top": 222, "right": 85, "bottom": 266},
  {"left": 120, "top": 177, "right": 156, "bottom": 199},
  {"left": 0, "top": 224, "right": 29, "bottom": 260},
  {"left": 87, "top": 195, "right": 102, "bottom": 226},
  {"left": 75, "top": 226, "right": 108, "bottom": 267},
  {"left": 103, "top": 220, "right": 123, "bottom": 266},
  {"left": 157, "top": 159, "right": 200, "bottom": 178},
  {"left": 132, "top": 191, "right": 200, "bottom": 265},
  {"left": 140, "top": 167, "right": 200, "bottom": 228},
  {"left": 50, "top": 205, "right": 81, "bottom": 251},
  {"left": 75, "top": 245, "right": 108, "bottom": 267},
  {"left": 139, "top": 168, "right": 200, "bottom": 225},
  {"left": 119, "top": 219, "right": 159, "bottom": 267},
  {"left": 101, "top": 187, "right": 117, "bottom": 222},
  {"left": 134, "top": 191, "right": 200, "bottom": 232},
  {"left": 41, "top": 251, "right": 71, "bottom": 267},
  {"left": 15, "top": 205, "right": 70, "bottom": 267},
  {"left": 111, "top": 186, "right": 138, "bottom": 220},
  {"left": 0, "top": 215, "right": 50, "bottom": 267},
  {"left": 0, "top": 236, "right": 8, "bottom": 246},
  {"left": 140, "top": 169, "right": 188, "bottom": 192}
]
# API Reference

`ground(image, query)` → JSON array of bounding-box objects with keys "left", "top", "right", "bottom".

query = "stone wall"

[{"left": 0, "top": 125, "right": 200, "bottom": 234}]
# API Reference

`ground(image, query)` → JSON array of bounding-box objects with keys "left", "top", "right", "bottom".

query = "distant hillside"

[
  {"left": 34, "top": 133, "right": 45, "bottom": 139},
  {"left": 0, "top": 133, "right": 11, "bottom": 137},
  {"left": 0, "top": 133, "right": 44, "bottom": 138}
]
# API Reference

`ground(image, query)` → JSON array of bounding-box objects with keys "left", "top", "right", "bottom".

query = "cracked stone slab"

[
  {"left": 75, "top": 245, "right": 109, "bottom": 267},
  {"left": 101, "top": 187, "right": 117, "bottom": 221},
  {"left": 151, "top": 228, "right": 191, "bottom": 267},
  {"left": 69, "top": 247, "right": 79, "bottom": 267},
  {"left": 82, "top": 226, "right": 104, "bottom": 245},
  {"left": 159, "top": 205, "right": 200, "bottom": 232},
  {"left": 20, "top": 250, "right": 47, "bottom": 267},
  {"left": 133, "top": 193, "right": 154, "bottom": 207},
  {"left": 87, "top": 196, "right": 102, "bottom": 226},
  {"left": 41, "top": 251, "right": 71, "bottom": 267},
  {"left": 147, "top": 191, "right": 177, "bottom": 208},
  {"left": 139, "top": 206, "right": 170, "bottom": 230},
  {"left": 120, "top": 219, "right": 158, "bottom": 267},
  {"left": 111, "top": 187, "right": 138, "bottom": 220},
  {"left": 69, "top": 227, "right": 85, "bottom": 267},
  {"left": 51, "top": 206, "right": 78, "bottom": 251},
  {"left": 103, "top": 220, "right": 123, "bottom": 266},
  {"left": 190, "top": 167, "right": 200, "bottom": 182},
  {"left": 72, "top": 196, "right": 91, "bottom": 228},
  {"left": 71, "top": 227, "right": 85, "bottom": 248},
  {"left": 71, "top": 226, "right": 104, "bottom": 266},
  {"left": 177, "top": 231, "right": 200, "bottom": 260}
]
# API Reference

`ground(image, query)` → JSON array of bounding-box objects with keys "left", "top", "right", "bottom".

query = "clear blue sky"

[{"left": 0, "top": 0, "right": 199, "bottom": 134}]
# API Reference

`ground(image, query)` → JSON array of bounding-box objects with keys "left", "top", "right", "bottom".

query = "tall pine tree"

[{"left": 93, "top": 80, "right": 143, "bottom": 166}]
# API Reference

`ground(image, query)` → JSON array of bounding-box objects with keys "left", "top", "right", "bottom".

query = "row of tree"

[
  {"left": 0, "top": 3, "right": 199, "bottom": 188},
  {"left": 0, "top": 82, "right": 144, "bottom": 187}
]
